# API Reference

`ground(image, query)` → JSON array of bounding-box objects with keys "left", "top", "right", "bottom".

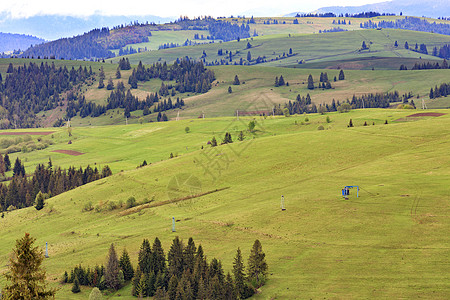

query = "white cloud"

[{"left": 0, "top": 0, "right": 385, "bottom": 18}]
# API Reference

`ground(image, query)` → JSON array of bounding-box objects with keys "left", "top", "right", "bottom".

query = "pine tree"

[
  {"left": 247, "top": 51, "right": 251, "bottom": 61},
  {"left": 228, "top": 86, "right": 232, "bottom": 93},
  {"left": 119, "top": 248, "right": 134, "bottom": 281},
  {"left": 4, "top": 153, "right": 11, "bottom": 171},
  {"left": 115, "top": 67, "right": 121, "bottom": 79},
  {"left": 183, "top": 237, "right": 196, "bottom": 272},
  {"left": 3, "top": 233, "right": 55, "bottom": 299},
  {"left": 339, "top": 69, "right": 345, "bottom": 80},
  {"left": 233, "top": 248, "right": 246, "bottom": 298},
  {"left": 151, "top": 237, "right": 166, "bottom": 275},
  {"left": 105, "top": 243, "right": 121, "bottom": 290},
  {"left": 138, "top": 239, "right": 152, "bottom": 274},
  {"left": 404, "top": 41, "right": 409, "bottom": 49},
  {"left": 106, "top": 78, "right": 114, "bottom": 90},
  {"left": 348, "top": 119, "right": 354, "bottom": 127},
  {"left": 35, "top": 191, "right": 45, "bottom": 210},
  {"left": 247, "top": 239, "right": 267, "bottom": 287},
  {"left": 278, "top": 75, "right": 285, "bottom": 86},
  {"left": 233, "top": 75, "right": 240, "bottom": 85},
  {"left": 307, "top": 74, "right": 314, "bottom": 90},
  {"left": 72, "top": 277, "right": 81, "bottom": 293},
  {"left": 167, "top": 236, "right": 184, "bottom": 278},
  {"left": 211, "top": 137, "right": 218, "bottom": 147},
  {"left": 167, "top": 275, "right": 178, "bottom": 300},
  {"left": 274, "top": 76, "right": 279, "bottom": 87}
]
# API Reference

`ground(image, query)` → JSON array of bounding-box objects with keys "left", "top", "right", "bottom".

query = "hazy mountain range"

[
  {"left": 0, "top": 13, "right": 174, "bottom": 41},
  {"left": 0, "top": 32, "right": 45, "bottom": 53},
  {"left": 286, "top": 0, "right": 450, "bottom": 18}
]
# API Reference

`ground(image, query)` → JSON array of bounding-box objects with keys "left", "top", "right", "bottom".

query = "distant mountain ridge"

[
  {"left": 285, "top": 0, "right": 450, "bottom": 19},
  {"left": 0, "top": 13, "right": 174, "bottom": 40},
  {"left": 0, "top": 32, "right": 45, "bottom": 53}
]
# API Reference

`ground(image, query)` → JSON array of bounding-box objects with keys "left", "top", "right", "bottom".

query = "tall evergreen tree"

[
  {"left": 4, "top": 153, "right": 11, "bottom": 171},
  {"left": 105, "top": 243, "right": 121, "bottom": 290},
  {"left": 167, "top": 236, "right": 184, "bottom": 278},
  {"left": 278, "top": 75, "right": 285, "bottom": 86},
  {"left": 115, "top": 67, "right": 121, "bottom": 79},
  {"left": 151, "top": 237, "right": 166, "bottom": 275},
  {"left": 119, "top": 248, "right": 134, "bottom": 281},
  {"left": 183, "top": 237, "right": 196, "bottom": 272},
  {"left": 307, "top": 74, "right": 314, "bottom": 90},
  {"left": 339, "top": 69, "right": 345, "bottom": 80},
  {"left": 247, "top": 51, "right": 251, "bottom": 61},
  {"left": 247, "top": 239, "right": 267, "bottom": 287},
  {"left": 2, "top": 233, "right": 55, "bottom": 299},
  {"left": 138, "top": 239, "right": 152, "bottom": 274},
  {"left": 233, "top": 248, "right": 246, "bottom": 298}
]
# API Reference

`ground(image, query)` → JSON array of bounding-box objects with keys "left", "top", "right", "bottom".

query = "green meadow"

[{"left": 0, "top": 109, "right": 449, "bottom": 299}]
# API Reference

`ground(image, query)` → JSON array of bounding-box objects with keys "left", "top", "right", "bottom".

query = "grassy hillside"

[
  {"left": 112, "top": 29, "right": 450, "bottom": 70},
  {"left": 0, "top": 109, "right": 449, "bottom": 299}
]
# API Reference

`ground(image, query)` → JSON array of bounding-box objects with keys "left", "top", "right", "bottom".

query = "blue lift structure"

[{"left": 342, "top": 186, "right": 359, "bottom": 199}]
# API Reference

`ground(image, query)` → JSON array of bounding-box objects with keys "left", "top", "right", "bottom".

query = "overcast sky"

[{"left": 1, "top": 0, "right": 384, "bottom": 18}]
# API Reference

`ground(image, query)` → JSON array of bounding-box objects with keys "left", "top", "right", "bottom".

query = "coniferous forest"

[
  {"left": 0, "top": 158, "right": 112, "bottom": 212},
  {"left": 63, "top": 237, "right": 267, "bottom": 299},
  {"left": 0, "top": 62, "right": 94, "bottom": 128}
]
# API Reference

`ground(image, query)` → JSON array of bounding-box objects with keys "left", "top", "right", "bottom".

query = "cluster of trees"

[
  {"left": 0, "top": 62, "right": 94, "bottom": 128},
  {"left": 118, "top": 57, "right": 132, "bottom": 70},
  {"left": 295, "top": 12, "right": 392, "bottom": 18},
  {"left": 307, "top": 71, "right": 343, "bottom": 90},
  {"left": 429, "top": 82, "right": 450, "bottom": 99},
  {"left": 0, "top": 158, "right": 112, "bottom": 212},
  {"left": 332, "top": 19, "right": 351, "bottom": 25},
  {"left": 274, "top": 75, "right": 286, "bottom": 87},
  {"left": 282, "top": 94, "right": 314, "bottom": 115},
  {"left": 434, "top": 44, "right": 450, "bottom": 59},
  {"left": 64, "top": 237, "right": 267, "bottom": 299},
  {"left": 319, "top": 28, "right": 348, "bottom": 33},
  {"left": 345, "top": 91, "right": 411, "bottom": 109},
  {"left": 175, "top": 17, "right": 251, "bottom": 41},
  {"left": 129, "top": 59, "right": 215, "bottom": 94},
  {"left": 118, "top": 46, "right": 138, "bottom": 56},
  {"left": 400, "top": 60, "right": 449, "bottom": 70},
  {"left": 22, "top": 28, "right": 114, "bottom": 60},
  {"left": 361, "top": 17, "right": 450, "bottom": 36}
]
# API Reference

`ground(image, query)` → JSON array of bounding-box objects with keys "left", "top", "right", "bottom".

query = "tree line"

[
  {"left": 429, "top": 82, "right": 450, "bottom": 99},
  {"left": 63, "top": 237, "right": 267, "bottom": 299},
  {"left": 175, "top": 16, "right": 251, "bottom": 41},
  {"left": 0, "top": 158, "right": 112, "bottom": 212},
  {"left": 361, "top": 17, "right": 450, "bottom": 36},
  {"left": 0, "top": 61, "right": 94, "bottom": 128}
]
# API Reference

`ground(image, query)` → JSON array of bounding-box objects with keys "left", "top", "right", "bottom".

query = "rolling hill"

[{"left": 0, "top": 109, "right": 449, "bottom": 298}]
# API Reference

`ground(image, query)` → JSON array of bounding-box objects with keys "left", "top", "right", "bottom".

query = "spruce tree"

[
  {"left": 233, "top": 75, "right": 240, "bottom": 85},
  {"left": 72, "top": 277, "right": 81, "bottom": 293},
  {"left": 106, "top": 78, "right": 114, "bottom": 90},
  {"left": 307, "top": 74, "right": 314, "bottom": 90},
  {"left": 138, "top": 239, "right": 152, "bottom": 274},
  {"left": 105, "top": 243, "right": 121, "bottom": 290},
  {"left": 348, "top": 119, "right": 354, "bottom": 127},
  {"left": 119, "top": 248, "right": 134, "bottom": 281},
  {"left": 274, "top": 76, "right": 279, "bottom": 87},
  {"left": 167, "top": 275, "right": 178, "bottom": 300},
  {"left": 4, "top": 153, "right": 11, "bottom": 171},
  {"left": 278, "top": 75, "right": 285, "bottom": 86},
  {"left": 151, "top": 237, "right": 166, "bottom": 275},
  {"left": 35, "top": 191, "right": 45, "bottom": 210},
  {"left": 238, "top": 131, "right": 244, "bottom": 141},
  {"left": 228, "top": 86, "right": 232, "bottom": 93},
  {"left": 3, "top": 233, "right": 56, "bottom": 299},
  {"left": 183, "top": 237, "right": 196, "bottom": 272},
  {"left": 247, "top": 51, "right": 251, "bottom": 61},
  {"left": 247, "top": 239, "right": 267, "bottom": 287},
  {"left": 115, "top": 67, "right": 121, "bottom": 79},
  {"left": 168, "top": 236, "right": 184, "bottom": 278},
  {"left": 339, "top": 69, "right": 345, "bottom": 80},
  {"left": 98, "top": 77, "right": 104, "bottom": 89},
  {"left": 233, "top": 248, "right": 246, "bottom": 298}
]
